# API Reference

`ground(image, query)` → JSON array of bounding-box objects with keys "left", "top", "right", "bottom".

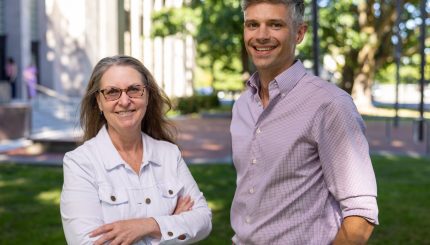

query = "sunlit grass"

[
  {"left": 0, "top": 157, "right": 429, "bottom": 244},
  {"left": 36, "top": 189, "right": 61, "bottom": 205}
]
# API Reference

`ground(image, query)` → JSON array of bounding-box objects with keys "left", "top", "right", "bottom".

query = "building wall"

[
  {"left": 1, "top": 0, "right": 194, "bottom": 99},
  {"left": 41, "top": 0, "right": 119, "bottom": 96}
]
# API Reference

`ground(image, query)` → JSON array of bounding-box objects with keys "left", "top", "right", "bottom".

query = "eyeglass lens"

[{"left": 101, "top": 85, "right": 144, "bottom": 100}]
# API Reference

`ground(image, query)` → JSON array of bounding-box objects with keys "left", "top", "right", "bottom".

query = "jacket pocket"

[
  {"left": 98, "top": 187, "right": 130, "bottom": 223},
  {"left": 155, "top": 180, "right": 184, "bottom": 215}
]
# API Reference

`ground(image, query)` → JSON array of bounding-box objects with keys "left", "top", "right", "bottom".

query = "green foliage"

[
  {"left": 152, "top": 0, "right": 245, "bottom": 92},
  {"left": 152, "top": 0, "right": 429, "bottom": 96},
  {"left": 301, "top": 0, "right": 426, "bottom": 95},
  {"left": 151, "top": 7, "right": 198, "bottom": 37},
  {"left": 175, "top": 93, "right": 220, "bottom": 114}
]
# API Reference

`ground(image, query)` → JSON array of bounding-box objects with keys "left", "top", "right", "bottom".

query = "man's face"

[{"left": 244, "top": 3, "right": 306, "bottom": 76}]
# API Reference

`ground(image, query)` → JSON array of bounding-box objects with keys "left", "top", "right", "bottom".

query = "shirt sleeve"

[
  {"left": 315, "top": 95, "right": 379, "bottom": 224},
  {"left": 60, "top": 152, "right": 103, "bottom": 244},
  {"left": 153, "top": 147, "right": 212, "bottom": 244}
]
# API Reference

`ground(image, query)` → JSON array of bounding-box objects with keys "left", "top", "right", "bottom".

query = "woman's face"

[{"left": 96, "top": 65, "right": 148, "bottom": 136}]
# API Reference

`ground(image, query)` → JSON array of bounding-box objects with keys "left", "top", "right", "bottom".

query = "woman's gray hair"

[
  {"left": 241, "top": 0, "right": 305, "bottom": 27},
  {"left": 80, "top": 55, "right": 176, "bottom": 143}
]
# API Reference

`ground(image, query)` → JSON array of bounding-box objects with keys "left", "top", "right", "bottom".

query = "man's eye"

[
  {"left": 271, "top": 23, "right": 282, "bottom": 28},
  {"left": 246, "top": 23, "right": 258, "bottom": 29}
]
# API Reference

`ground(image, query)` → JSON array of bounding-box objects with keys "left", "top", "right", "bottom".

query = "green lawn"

[{"left": 0, "top": 156, "right": 429, "bottom": 244}]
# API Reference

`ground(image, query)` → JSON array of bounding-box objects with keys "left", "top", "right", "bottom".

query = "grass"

[{"left": 0, "top": 156, "right": 429, "bottom": 244}]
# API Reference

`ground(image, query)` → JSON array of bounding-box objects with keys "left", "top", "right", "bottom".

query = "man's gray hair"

[{"left": 241, "top": 0, "right": 305, "bottom": 26}]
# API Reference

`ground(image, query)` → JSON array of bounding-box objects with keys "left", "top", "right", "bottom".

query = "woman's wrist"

[{"left": 143, "top": 217, "right": 162, "bottom": 239}]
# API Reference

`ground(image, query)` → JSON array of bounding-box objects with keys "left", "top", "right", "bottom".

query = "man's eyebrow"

[{"left": 245, "top": 18, "right": 286, "bottom": 22}]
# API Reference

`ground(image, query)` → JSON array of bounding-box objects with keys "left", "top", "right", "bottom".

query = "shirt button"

[
  {"left": 281, "top": 93, "right": 286, "bottom": 97},
  {"left": 256, "top": 128, "right": 261, "bottom": 134},
  {"left": 167, "top": 231, "right": 174, "bottom": 237},
  {"left": 110, "top": 195, "right": 116, "bottom": 202},
  {"left": 249, "top": 187, "right": 255, "bottom": 194},
  {"left": 145, "top": 198, "right": 151, "bottom": 204},
  {"left": 245, "top": 216, "right": 251, "bottom": 224},
  {"left": 252, "top": 159, "right": 257, "bottom": 164}
]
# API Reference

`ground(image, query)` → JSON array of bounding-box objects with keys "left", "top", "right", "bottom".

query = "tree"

[
  {"left": 152, "top": 0, "right": 246, "bottom": 92},
  {"left": 311, "top": 0, "right": 424, "bottom": 107},
  {"left": 153, "top": 0, "right": 427, "bottom": 105}
]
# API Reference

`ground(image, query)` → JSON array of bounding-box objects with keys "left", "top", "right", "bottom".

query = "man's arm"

[{"left": 333, "top": 216, "right": 375, "bottom": 245}]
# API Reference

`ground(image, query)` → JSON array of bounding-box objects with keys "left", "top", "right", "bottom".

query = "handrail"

[
  {"left": 33, "top": 84, "right": 81, "bottom": 122},
  {"left": 35, "top": 84, "right": 75, "bottom": 104}
]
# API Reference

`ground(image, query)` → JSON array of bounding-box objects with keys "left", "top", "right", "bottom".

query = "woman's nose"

[{"left": 118, "top": 91, "right": 131, "bottom": 105}]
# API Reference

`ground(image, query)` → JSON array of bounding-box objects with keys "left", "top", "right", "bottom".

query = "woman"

[{"left": 60, "top": 55, "right": 212, "bottom": 244}]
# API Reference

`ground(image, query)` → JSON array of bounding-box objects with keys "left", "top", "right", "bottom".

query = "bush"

[{"left": 176, "top": 93, "right": 220, "bottom": 114}]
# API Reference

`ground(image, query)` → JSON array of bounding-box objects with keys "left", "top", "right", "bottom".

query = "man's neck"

[{"left": 256, "top": 60, "right": 297, "bottom": 108}]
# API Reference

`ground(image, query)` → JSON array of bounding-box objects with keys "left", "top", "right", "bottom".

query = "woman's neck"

[{"left": 108, "top": 128, "right": 142, "bottom": 153}]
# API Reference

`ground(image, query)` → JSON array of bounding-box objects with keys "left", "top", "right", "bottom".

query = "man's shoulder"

[{"left": 301, "top": 74, "right": 349, "bottom": 99}]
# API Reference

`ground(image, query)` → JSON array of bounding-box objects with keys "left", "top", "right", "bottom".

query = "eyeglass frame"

[{"left": 97, "top": 84, "right": 147, "bottom": 101}]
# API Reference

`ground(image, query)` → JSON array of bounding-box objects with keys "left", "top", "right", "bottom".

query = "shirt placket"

[{"left": 244, "top": 91, "right": 269, "bottom": 226}]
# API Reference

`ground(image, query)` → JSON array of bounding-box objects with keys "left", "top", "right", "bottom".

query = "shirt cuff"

[
  {"left": 153, "top": 215, "right": 190, "bottom": 244},
  {"left": 341, "top": 196, "right": 379, "bottom": 225}
]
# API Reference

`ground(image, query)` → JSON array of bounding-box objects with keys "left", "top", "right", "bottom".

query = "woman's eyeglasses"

[{"left": 98, "top": 84, "right": 146, "bottom": 101}]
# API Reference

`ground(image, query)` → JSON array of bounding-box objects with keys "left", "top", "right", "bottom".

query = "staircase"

[{"left": 29, "top": 86, "right": 83, "bottom": 153}]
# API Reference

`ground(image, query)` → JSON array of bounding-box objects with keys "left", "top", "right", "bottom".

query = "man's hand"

[
  {"left": 90, "top": 218, "right": 160, "bottom": 245},
  {"left": 333, "top": 216, "right": 375, "bottom": 245},
  {"left": 173, "top": 195, "right": 194, "bottom": 215}
]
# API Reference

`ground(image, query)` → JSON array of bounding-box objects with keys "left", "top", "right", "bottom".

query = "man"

[{"left": 230, "top": 1, "right": 378, "bottom": 244}]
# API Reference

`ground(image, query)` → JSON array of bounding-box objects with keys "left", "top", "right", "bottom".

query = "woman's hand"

[
  {"left": 90, "top": 218, "right": 161, "bottom": 245},
  {"left": 173, "top": 195, "right": 194, "bottom": 215},
  {"left": 90, "top": 196, "right": 193, "bottom": 244}
]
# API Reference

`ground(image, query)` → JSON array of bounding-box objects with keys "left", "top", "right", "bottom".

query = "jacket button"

[
  {"left": 168, "top": 190, "right": 173, "bottom": 195},
  {"left": 110, "top": 195, "right": 116, "bottom": 202},
  {"left": 145, "top": 198, "right": 151, "bottom": 204},
  {"left": 167, "top": 231, "right": 173, "bottom": 236}
]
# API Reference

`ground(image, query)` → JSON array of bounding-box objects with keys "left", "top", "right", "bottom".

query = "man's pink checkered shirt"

[{"left": 230, "top": 60, "right": 378, "bottom": 245}]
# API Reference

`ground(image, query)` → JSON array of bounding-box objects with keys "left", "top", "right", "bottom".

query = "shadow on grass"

[
  {"left": 189, "top": 164, "right": 236, "bottom": 244},
  {"left": 1, "top": 156, "right": 428, "bottom": 244},
  {"left": 0, "top": 163, "right": 236, "bottom": 245},
  {"left": 0, "top": 164, "right": 65, "bottom": 244}
]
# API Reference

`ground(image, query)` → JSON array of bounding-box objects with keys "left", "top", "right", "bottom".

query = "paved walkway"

[{"left": 1, "top": 113, "right": 429, "bottom": 166}]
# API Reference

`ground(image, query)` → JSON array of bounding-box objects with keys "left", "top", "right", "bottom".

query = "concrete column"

[
  {"left": 130, "top": 0, "right": 142, "bottom": 60},
  {"left": 5, "top": 0, "right": 32, "bottom": 100},
  {"left": 37, "top": 0, "right": 54, "bottom": 90},
  {"left": 98, "top": 0, "right": 118, "bottom": 58},
  {"left": 142, "top": 0, "right": 153, "bottom": 71}
]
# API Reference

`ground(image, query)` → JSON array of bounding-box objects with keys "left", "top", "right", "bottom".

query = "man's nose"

[{"left": 256, "top": 25, "right": 270, "bottom": 42}]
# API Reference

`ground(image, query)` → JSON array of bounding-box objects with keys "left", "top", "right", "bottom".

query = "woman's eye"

[
  {"left": 129, "top": 86, "right": 140, "bottom": 92},
  {"left": 106, "top": 88, "right": 120, "bottom": 95}
]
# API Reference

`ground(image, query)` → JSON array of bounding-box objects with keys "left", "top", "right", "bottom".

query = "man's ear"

[{"left": 296, "top": 23, "right": 308, "bottom": 44}]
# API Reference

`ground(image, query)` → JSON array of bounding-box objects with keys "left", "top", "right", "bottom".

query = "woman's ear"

[{"left": 95, "top": 93, "right": 103, "bottom": 111}]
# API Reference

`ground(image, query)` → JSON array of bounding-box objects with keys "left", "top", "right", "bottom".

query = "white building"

[{"left": 0, "top": 0, "right": 194, "bottom": 99}]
